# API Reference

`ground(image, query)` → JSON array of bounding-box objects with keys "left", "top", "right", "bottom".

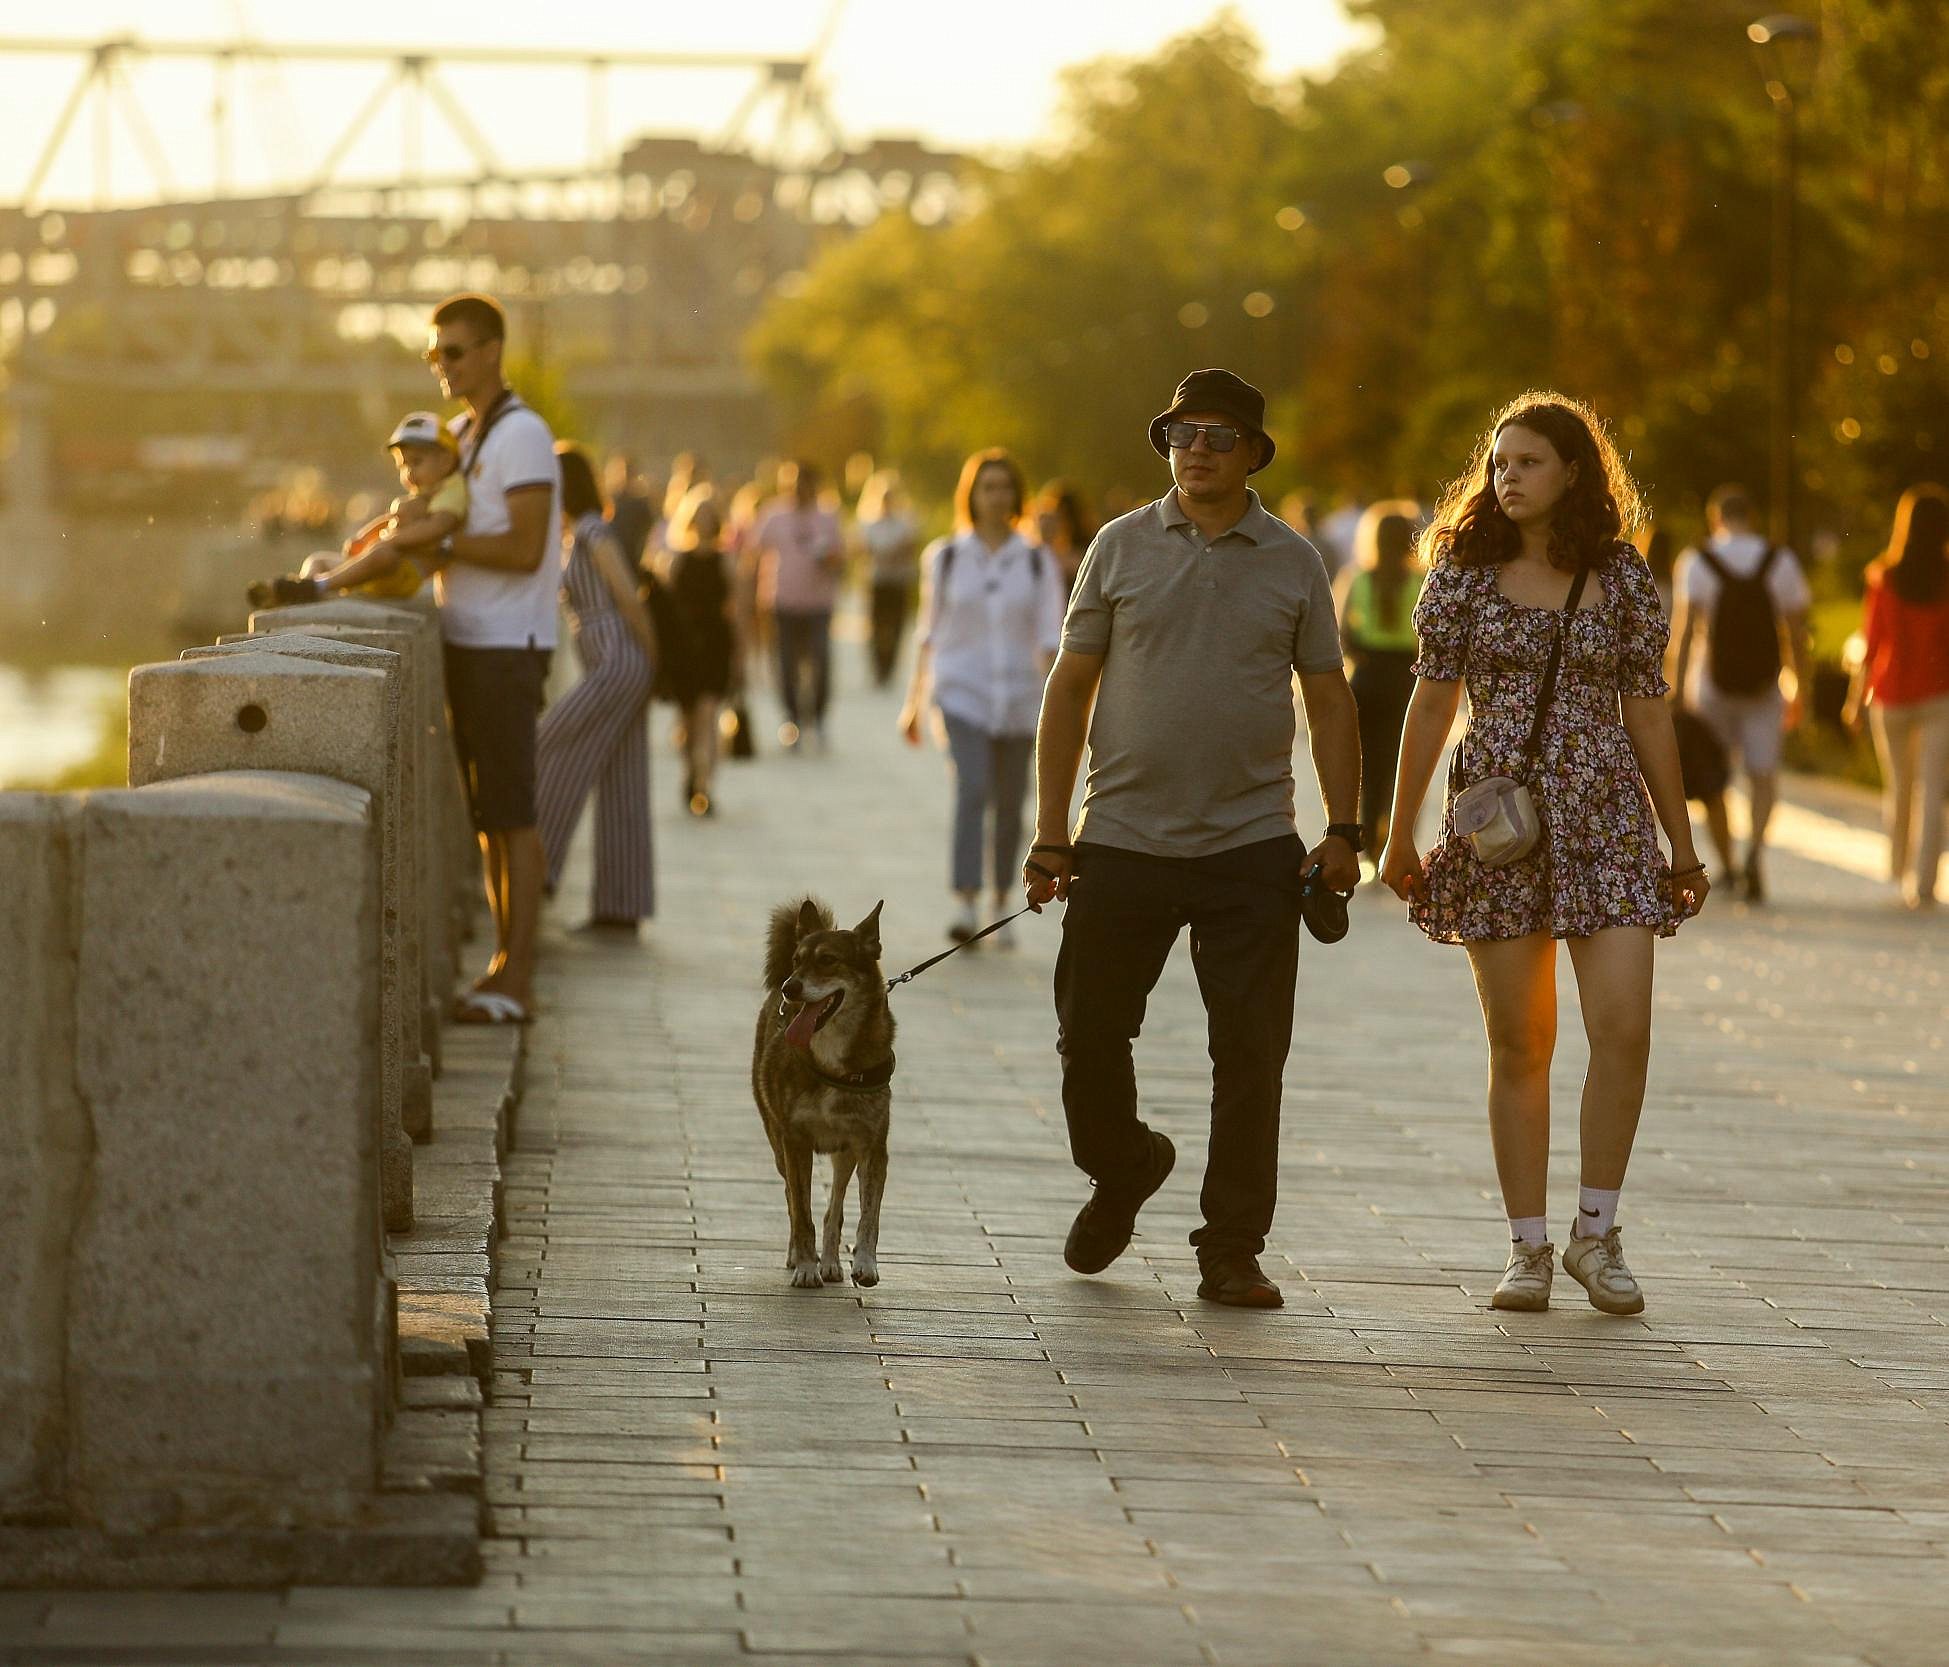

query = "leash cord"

[{"left": 885, "top": 903, "right": 1041, "bottom": 992}]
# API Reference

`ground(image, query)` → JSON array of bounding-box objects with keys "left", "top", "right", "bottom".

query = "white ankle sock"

[
  {"left": 1573, "top": 1186, "right": 1621, "bottom": 1240},
  {"left": 1508, "top": 1215, "right": 1549, "bottom": 1248}
]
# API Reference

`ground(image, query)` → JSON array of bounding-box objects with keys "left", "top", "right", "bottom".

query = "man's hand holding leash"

[{"left": 1022, "top": 841, "right": 1071, "bottom": 908}]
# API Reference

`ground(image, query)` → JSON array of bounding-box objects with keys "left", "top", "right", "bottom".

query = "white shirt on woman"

[{"left": 920, "top": 530, "right": 1066, "bottom": 737}]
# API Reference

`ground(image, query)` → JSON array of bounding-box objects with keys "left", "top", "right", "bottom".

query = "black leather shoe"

[
  {"left": 1064, "top": 1131, "right": 1175, "bottom": 1275},
  {"left": 1196, "top": 1254, "right": 1284, "bottom": 1308}
]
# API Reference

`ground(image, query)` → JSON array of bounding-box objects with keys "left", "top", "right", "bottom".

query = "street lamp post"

[{"left": 1748, "top": 13, "right": 1818, "bottom": 552}]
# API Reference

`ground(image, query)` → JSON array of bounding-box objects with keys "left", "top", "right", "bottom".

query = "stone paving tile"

[{"left": 8, "top": 658, "right": 1945, "bottom": 1664}]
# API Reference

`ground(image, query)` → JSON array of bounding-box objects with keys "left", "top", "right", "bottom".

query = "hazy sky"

[{"left": 2, "top": 2, "right": 1366, "bottom": 206}]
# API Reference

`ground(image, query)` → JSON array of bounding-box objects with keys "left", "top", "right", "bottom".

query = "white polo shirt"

[
  {"left": 920, "top": 531, "right": 1066, "bottom": 737},
  {"left": 435, "top": 394, "right": 564, "bottom": 650}
]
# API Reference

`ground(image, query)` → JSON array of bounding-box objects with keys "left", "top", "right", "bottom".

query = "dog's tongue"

[{"left": 783, "top": 998, "right": 824, "bottom": 1049}]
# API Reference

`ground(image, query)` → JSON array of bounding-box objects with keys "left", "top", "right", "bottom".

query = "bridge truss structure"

[{"left": 0, "top": 28, "right": 963, "bottom": 524}]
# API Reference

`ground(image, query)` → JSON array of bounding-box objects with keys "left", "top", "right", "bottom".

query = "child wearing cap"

[{"left": 249, "top": 412, "right": 468, "bottom": 607}]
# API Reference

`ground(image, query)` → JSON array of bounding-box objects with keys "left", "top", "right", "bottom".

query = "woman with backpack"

[
  {"left": 900, "top": 448, "right": 1067, "bottom": 946},
  {"left": 1844, "top": 484, "right": 1949, "bottom": 909},
  {"left": 1334, "top": 500, "right": 1424, "bottom": 866},
  {"left": 1381, "top": 393, "right": 1709, "bottom": 1318}
]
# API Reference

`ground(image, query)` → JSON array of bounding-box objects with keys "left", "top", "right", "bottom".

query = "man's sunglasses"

[
  {"left": 1164, "top": 420, "right": 1242, "bottom": 453},
  {"left": 424, "top": 340, "right": 479, "bottom": 365}
]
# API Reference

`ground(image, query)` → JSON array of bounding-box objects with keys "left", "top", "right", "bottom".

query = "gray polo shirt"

[{"left": 1061, "top": 489, "right": 1342, "bottom": 859}]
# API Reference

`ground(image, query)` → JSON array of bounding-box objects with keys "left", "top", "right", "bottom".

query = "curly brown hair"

[{"left": 1422, "top": 391, "right": 1647, "bottom": 573}]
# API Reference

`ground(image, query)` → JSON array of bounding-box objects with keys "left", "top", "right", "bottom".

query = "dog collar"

[{"left": 805, "top": 1054, "right": 896, "bottom": 1093}]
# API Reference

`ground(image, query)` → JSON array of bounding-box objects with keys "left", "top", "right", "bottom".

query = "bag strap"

[
  {"left": 1519, "top": 565, "right": 1590, "bottom": 775},
  {"left": 941, "top": 533, "right": 1047, "bottom": 591},
  {"left": 454, "top": 386, "right": 518, "bottom": 474}
]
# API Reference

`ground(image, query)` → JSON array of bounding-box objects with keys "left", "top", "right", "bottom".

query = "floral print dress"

[{"left": 1409, "top": 542, "right": 1683, "bottom": 944}]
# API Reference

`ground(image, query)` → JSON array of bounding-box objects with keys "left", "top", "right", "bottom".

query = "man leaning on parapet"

[{"left": 424, "top": 291, "right": 565, "bottom": 1025}]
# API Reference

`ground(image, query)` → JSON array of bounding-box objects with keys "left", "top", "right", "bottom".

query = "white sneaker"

[
  {"left": 991, "top": 918, "right": 1015, "bottom": 949},
  {"left": 1563, "top": 1228, "right": 1645, "bottom": 1315},
  {"left": 947, "top": 906, "right": 978, "bottom": 945},
  {"left": 1490, "top": 1240, "right": 1555, "bottom": 1311}
]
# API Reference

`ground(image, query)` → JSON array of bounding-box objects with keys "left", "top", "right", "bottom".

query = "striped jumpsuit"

[{"left": 535, "top": 512, "right": 656, "bottom": 920}]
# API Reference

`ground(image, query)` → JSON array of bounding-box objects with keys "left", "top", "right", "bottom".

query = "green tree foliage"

[{"left": 751, "top": 3, "right": 1948, "bottom": 554}]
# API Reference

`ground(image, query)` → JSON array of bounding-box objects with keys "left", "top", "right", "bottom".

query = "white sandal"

[{"left": 452, "top": 990, "right": 529, "bottom": 1025}]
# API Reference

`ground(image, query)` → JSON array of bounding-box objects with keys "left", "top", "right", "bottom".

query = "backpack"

[
  {"left": 1698, "top": 543, "right": 1783, "bottom": 696},
  {"left": 937, "top": 534, "right": 1047, "bottom": 593}
]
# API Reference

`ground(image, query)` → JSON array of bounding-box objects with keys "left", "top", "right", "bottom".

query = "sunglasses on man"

[
  {"left": 423, "top": 340, "right": 480, "bottom": 365},
  {"left": 1164, "top": 420, "right": 1244, "bottom": 453}
]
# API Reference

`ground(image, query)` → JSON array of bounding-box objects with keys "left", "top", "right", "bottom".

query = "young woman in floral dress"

[{"left": 1381, "top": 393, "right": 1711, "bottom": 1315}]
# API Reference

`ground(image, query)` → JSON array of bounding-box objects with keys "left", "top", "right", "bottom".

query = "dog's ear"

[
  {"left": 797, "top": 899, "right": 824, "bottom": 939},
  {"left": 851, "top": 900, "right": 884, "bottom": 955}
]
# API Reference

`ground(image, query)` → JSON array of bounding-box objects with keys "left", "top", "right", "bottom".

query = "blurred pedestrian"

[
  {"left": 654, "top": 452, "right": 707, "bottom": 559},
  {"left": 753, "top": 460, "right": 844, "bottom": 750},
  {"left": 661, "top": 483, "right": 738, "bottom": 817},
  {"left": 426, "top": 292, "right": 562, "bottom": 1026},
  {"left": 902, "top": 448, "right": 1066, "bottom": 945},
  {"left": 1381, "top": 393, "right": 1707, "bottom": 1318},
  {"left": 1643, "top": 526, "right": 1676, "bottom": 617},
  {"left": 1334, "top": 499, "right": 1424, "bottom": 864},
  {"left": 722, "top": 477, "right": 771, "bottom": 760},
  {"left": 604, "top": 452, "right": 655, "bottom": 571},
  {"left": 1023, "top": 369, "right": 1361, "bottom": 1311},
  {"left": 1314, "top": 495, "right": 1364, "bottom": 579},
  {"left": 535, "top": 443, "right": 658, "bottom": 931},
  {"left": 1669, "top": 485, "right": 1813, "bottom": 903},
  {"left": 1033, "top": 479, "right": 1096, "bottom": 596},
  {"left": 1844, "top": 483, "right": 1949, "bottom": 909},
  {"left": 858, "top": 469, "right": 922, "bottom": 686}
]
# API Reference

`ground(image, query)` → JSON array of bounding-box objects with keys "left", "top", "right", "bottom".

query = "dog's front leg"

[
  {"left": 821, "top": 1151, "right": 856, "bottom": 1285},
  {"left": 782, "top": 1138, "right": 823, "bottom": 1288},
  {"left": 851, "top": 1145, "right": 887, "bottom": 1287}
]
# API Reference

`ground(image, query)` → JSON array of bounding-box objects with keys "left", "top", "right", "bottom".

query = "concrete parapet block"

[
  {"left": 127, "top": 652, "right": 415, "bottom": 1231},
  {"left": 0, "top": 795, "right": 84, "bottom": 1521},
  {"left": 195, "top": 635, "right": 434, "bottom": 1138},
  {"left": 66, "top": 772, "right": 386, "bottom": 1531},
  {"left": 244, "top": 604, "right": 461, "bottom": 1063}
]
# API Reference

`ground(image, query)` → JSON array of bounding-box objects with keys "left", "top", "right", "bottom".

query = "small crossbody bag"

[{"left": 1450, "top": 566, "right": 1590, "bottom": 868}]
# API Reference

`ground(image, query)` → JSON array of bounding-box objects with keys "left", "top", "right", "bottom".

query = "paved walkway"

[{"left": 8, "top": 641, "right": 1948, "bottom": 1665}]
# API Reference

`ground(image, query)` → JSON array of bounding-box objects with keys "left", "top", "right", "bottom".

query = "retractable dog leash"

[{"left": 882, "top": 903, "right": 1041, "bottom": 993}]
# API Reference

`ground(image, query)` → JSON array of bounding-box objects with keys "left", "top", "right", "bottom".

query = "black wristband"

[
  {"left": 1029, "top": 841, "right": 1074, "bottom": 856},
  {"left": 1322, "top": 822, "right": 1365, "bottom": 853}
]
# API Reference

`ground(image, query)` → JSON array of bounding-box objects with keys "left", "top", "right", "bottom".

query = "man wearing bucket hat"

[{"left": 1023, "top": 368, "right": 1363, "bottom": 1308}]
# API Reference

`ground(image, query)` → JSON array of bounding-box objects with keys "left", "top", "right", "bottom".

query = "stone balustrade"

[{"left": 0, "top": 595, "right": 492, "bottom": 1587}]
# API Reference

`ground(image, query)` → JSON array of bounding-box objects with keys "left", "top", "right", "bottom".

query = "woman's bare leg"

[
  {"left": 1464, "top": 932, "right": 1557, "bottom": 1220},
  {"left": 1563, "top": 926, "right": 1655, "bottom": 1190},
  {"left": 692, "top": 696, "right": 721, "bottom": 797}
]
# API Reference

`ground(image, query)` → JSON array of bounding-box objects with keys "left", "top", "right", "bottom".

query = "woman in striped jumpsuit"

[{"left": 535, "top": 442, "right": 658, "bottom": 928}]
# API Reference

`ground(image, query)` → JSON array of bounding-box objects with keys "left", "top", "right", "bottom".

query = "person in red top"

[{"left": 1845, "top": 484, "right": 1949, "bottom": 908}]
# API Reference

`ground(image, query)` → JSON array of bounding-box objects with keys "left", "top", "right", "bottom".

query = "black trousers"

[{"left": 1054, "top": 835, "right": 1304, "bottom": 1259}]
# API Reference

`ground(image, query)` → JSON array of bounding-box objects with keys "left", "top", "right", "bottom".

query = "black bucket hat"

[{"left": 1148, "top": 368, "right": 1275, "bottom": 473}]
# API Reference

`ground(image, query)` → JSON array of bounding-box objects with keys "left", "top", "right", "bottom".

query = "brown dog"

[{"left": 751, "top": 898, "right": 895, "bottom": 1287}]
